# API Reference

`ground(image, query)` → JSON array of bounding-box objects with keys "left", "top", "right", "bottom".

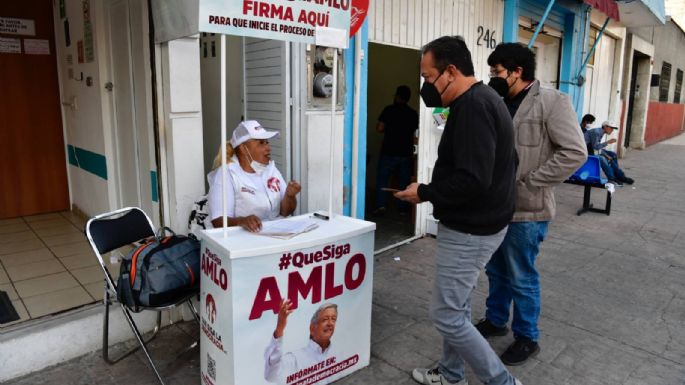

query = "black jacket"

[{"left": 417, "top": 82, "right": 517, "bottom": 235}]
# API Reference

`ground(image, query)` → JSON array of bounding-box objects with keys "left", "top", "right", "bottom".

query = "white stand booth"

[
  {"left": 189, "top": 0, "right": 372, "bottom": 383},
  {"left": 199, "top": 214, "right": 375, "bottom": 385}
]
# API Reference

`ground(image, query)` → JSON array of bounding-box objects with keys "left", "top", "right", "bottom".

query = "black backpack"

[{"left": 117, "top": 228, "right": 200, "bottom": 310}]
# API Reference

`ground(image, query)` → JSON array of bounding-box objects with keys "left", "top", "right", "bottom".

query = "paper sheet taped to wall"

[
  {"left": 0, "top": 37, "right": 21, "bottom": 54},
  {"left": 24, "top": 39, "right": 50, "bottom": 55}
]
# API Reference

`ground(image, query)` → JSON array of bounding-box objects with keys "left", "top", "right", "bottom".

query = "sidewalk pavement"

[{"left": 6, "top": 135, "right": 685, "bottom": 384}]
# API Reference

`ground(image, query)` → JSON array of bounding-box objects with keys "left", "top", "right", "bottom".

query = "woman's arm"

[
  {"left": 211, "top": 215, "right": 262, "bottom": 232},
  {"left": 279, "top": 181, "right": 300, "bottom": 216}
]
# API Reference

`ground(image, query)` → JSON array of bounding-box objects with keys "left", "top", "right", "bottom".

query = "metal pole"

[
  {"left": 328, "top": 50, "right": 338, "bottom": 219},
  {"left": 242, "top": 37, "right": 247, "bottom": 120},
  {"left": 221, "top": 34, "right": 228, "bottom": 237},
  {"left": 528, "top": 0, "right": 556, "bottom": 48},
  {"left": 351, "top": 32, "right": 362, "bottom": 218},
  {"left": 578, "top": 17, "right": 611, "bottom": 77}
]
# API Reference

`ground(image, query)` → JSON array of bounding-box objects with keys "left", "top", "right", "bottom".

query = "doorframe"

[
  {"left": 625, "top": 53, "right": 640, "bottom": 148},
  {"left": 104, "top": 0, "right": 142, "bottom": 210},
  {"left": 52, "top": 2, "right": 74, "bottom": 211},
  {"left": 620, "top": 34, "right": 655, "bottom": 152},
  {"left": 102, "top": 0, "right": 161, "bottom": 224},
  {"left": 96, "top": 0, "right": 122, "bottom": 213},
  {"left": 363, "top": 41, "right": 424, "bottom": 239}
]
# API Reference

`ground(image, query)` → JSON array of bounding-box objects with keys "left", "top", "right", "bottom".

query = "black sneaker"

[
  {"left": 500, "top": 337, "right": 540, "bottom": 366},
  {"left": 608, "top": 179, "right": 624, "bottom": 186},
  {"left": 621, "top": 176, "right": 634, "bottom": 185},
  {"left": 474, "top": 318, "right": 508, "bottom": 338}
]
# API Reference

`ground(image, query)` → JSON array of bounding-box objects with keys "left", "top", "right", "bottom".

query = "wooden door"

[{"left": 0, "top": 0, "right": 69, "bottom": 218}]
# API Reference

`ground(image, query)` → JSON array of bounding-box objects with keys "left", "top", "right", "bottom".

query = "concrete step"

[{"left": 0, "top": 301, "right": 195, "bottom": 382}]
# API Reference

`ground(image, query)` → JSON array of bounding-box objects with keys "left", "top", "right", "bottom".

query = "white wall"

[
  {"left": 631, "top": 20, "right": 685, "bottom": 103},
  {"left": 160, "top": 37, "right": 205, "bottom": 232},
  {"left": 52, "top": 0, "right": 161, "bottom": 223},
  {"left": 368, "top": 0, "right": 504, "bottom": 81},
  {"left": 53, "top": 0, "right": 112, "bottom": 217},
  {"left": 305, "top": 113, "right": 345, "bottom": 215},
  {"left": 200, "top": 34, "right": 244, "bottom": 185},
  {"left": 584, "top": 12, "right": 628, "bottom": 153}
]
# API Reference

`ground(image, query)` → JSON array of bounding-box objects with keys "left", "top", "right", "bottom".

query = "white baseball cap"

[
  {"left": 229, "top": 120, "right": 279, "bottom": 147},
  {"left": 602, "top": 120, "right": 619, "bottom": 129}
]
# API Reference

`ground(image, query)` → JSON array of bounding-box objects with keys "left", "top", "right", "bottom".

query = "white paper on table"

[{"left": 257, "top": 218, "right": 319, "bottom": 239}]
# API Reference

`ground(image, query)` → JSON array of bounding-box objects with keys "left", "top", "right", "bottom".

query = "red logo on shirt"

[{"left": 267, "top": 177, "right": 280, "bottom": 193}]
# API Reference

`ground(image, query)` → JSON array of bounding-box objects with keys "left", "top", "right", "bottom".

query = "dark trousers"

[{"left": 376, "top": 155, "right": 411, "bottom": 210}]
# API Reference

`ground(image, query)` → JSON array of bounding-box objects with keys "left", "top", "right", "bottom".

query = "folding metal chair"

[{"left": 85, "top": 207, "right": 200, "bottom": 385}]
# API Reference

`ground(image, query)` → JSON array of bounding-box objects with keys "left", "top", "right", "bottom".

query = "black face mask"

[
  {"left": 488, "top": 76, "right": 510, "bottom": 98},
  {"left": 420, "top": 72, "right": 451, "bottom": 107}
]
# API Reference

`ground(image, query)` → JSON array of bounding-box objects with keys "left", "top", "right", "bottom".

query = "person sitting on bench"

[
  {"left": 580, "top": 114, "right": 595, "bottom": 135},
  {"left": 584, "top": 120, "right": 635, "bottom": 185},
  {"left": 580, "top": 114, "right": 596, "bottom": 155}
]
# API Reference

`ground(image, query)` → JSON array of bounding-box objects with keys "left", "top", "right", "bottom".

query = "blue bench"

[{"left": 564, "top": 155, "right": 612, "bottom": 216}]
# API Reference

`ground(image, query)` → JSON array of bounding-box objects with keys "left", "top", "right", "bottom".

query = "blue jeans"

[
  {"left": 376, "top": 155, "right": 411, "bottom": 210},
  {"left": 432, "top": 224, "right": 516, "bottom": 385},
  {"left": 598, "top": 150, "right": 626, "bottom": 181},
  {"left": 484, "top": 221, "right": 549, "bottom": 341}
]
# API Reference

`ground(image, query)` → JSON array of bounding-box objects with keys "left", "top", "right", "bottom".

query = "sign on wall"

[
  {"left": 0, "top": 17, "right": 36, "bottom": 36},
  {"left": 24, "top": 39, "right": 50, "bottom": 55},
  {"left": 348, "top": 0, "right": 368, "bottom": 37},
  {"left": 0, "top": 37, "right": 21, "bottom": 54},
  {"left": 198, "top": 0, "right": 351, "bottom": 44},
  {"left": 83, "top": 0, "right": 94, "bottom": 62}
]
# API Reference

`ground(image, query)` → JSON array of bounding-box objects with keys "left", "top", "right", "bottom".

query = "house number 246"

[{"left": 477, "top": 26, "right": 497, "bottom": 49}]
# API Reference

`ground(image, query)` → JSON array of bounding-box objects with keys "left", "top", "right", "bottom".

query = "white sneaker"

[
  {"left": 411, "top": 367, "right": 468, "bottom": 385},
  {"left": 514, "top": 379, "right": 523, "bottom": 385}
]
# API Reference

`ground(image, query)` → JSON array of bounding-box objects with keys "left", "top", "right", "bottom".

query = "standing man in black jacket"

[{"left": 395, "top": 36, "right": 522, "bottom": 385}]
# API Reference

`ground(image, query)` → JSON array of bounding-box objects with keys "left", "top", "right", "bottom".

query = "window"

[
  {"left": 659, "top": 62, "right": 672, "bottom": 102},
  {"left": 675, "top": 69, "right": 683, "bottom": 104},
  {"left": 586, "top": 26, "right": 599, "bottom": 66}
]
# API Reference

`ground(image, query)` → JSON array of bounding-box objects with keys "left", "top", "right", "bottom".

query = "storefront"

[
  {"left": 502, "top": 0, "right": 590, "bottom": 114},
  {"left": 367, "top": 0, "right": 505, "bottom": 239},
  {"left": 1, "top": 0, "right": 370, "bottom": 380},
  {"left": 502, "top": 0, "right": 666, "bottom": 156}
]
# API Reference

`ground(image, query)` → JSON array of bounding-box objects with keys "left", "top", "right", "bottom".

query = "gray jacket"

[{"left": 513, "top": 81, "right": 588, "bottom": 222}]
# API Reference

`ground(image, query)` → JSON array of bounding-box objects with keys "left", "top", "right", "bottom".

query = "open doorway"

[
  {"left": 365, "top": 43, "right": 420, "bottom": 250},
  {"left": 518, "top": 25, "right": 562, "bottom": 89},
  {"left": 625, "top": 52, "right": 650, "bottom": 149},
  {"left": 0, "top": 1, "right": 69, "bottom": 218}
]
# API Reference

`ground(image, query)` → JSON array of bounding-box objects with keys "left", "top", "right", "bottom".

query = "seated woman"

[{"left": 207, "top": 120, "right": 301, "bottom": 232}]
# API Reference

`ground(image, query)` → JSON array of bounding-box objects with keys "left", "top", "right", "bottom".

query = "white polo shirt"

[
  {"left": 207, "top": 157, "right": 286, "bottom": 225},
  {"left": 264, "top": 336, "right": 336, "bottom": 384}
]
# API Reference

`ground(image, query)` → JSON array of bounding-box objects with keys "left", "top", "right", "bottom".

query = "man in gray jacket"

[{"left": 477, "top": 43, "right": 587, "bottom": 366}]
